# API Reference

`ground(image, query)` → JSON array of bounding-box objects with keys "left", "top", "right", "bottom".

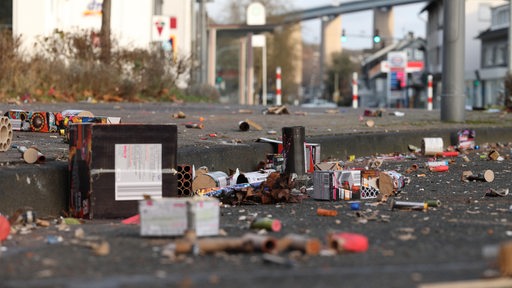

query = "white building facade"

[
  {"left": 422, "top": 0, "right": 507, "bottom": 108},
  {"left": 12, "top": 0, "right": 193, "bottom": 58}
]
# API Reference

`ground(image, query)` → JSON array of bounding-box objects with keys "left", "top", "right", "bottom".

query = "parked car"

[{"left": 300, "top": 98, "right": 338, "bottom": 108}]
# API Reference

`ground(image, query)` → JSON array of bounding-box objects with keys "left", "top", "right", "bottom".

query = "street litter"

[
  {"left": 486, "top": 188, "right": 509, "bottom": 197},
  {"left": 185, "top": 122, "right": 204, "bottom": 129},
  {"left": 328, "top": 232, "right": 369, "bottom": 253},
  {"left": 202, "top": 172, "right": 307, "bottom": 205},
  {"left": 275, "top": 233, "right": 322, "bottom": 255},
  {"left": 171, "top": 111, "right": 186, "bottom": 118},
  {"left": 317, "top": 208, "right": 338, "bottom": 217},
  {"left": 12, "top": 144, "right": 45, "bottom": 164},
  {"left": 429, "top": 165, "right": 449, "bottom": 172},
  {"left": 238, "top": 119, "right": 263, "bottom": 131},
  {"left": 462, "top": 169, "right": 495, "bottom": 182},
  {"left": 0, "top": 116, "right": 13, "bottom": 152},
  {"left": 139, "top": 197, "right": 220, "bottom": 237},
  {"left": 390, "top": 199, "right": 440, "bottom": 211},
  {"left": 422, "top": 137, "right": 444, "bottom": 156},
  {"left": 0, "top": 215, "right": 10, "bottom": 241},
  {"left": 363, "top": 109, "right": 383, "bottom": 117},
  {"left": 262, "top": 105, "right": 289, "bottom": 115},
  {"left": 250, "top": 217, "right": 282, "bottom": 232}
]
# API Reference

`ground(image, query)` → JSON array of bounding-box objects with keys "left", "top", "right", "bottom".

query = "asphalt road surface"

[{"left": 1, "top": 103, "right": 512, "bottom": 287}]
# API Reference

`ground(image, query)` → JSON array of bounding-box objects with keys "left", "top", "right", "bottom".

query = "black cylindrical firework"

[{"left": 282, "top": 126, "right": 305, "bottom": 176}]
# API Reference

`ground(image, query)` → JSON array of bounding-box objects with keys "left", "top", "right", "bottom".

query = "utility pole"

[
  {"left": 509, "top": 0, "right": 512, "bottom": 75},
  {"left": 100, "top": 0, "right": 111, "bottom": 64},
  {"left": 441, "top": 0, "right": 465, "bottom": 122}
]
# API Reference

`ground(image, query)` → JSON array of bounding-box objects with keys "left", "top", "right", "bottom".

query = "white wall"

[
  {"left": 13, "top": 0, "right": 192, "bottom": 55},
  {"left": 161, "top": 0, "right": 192, "bottom": 58}
]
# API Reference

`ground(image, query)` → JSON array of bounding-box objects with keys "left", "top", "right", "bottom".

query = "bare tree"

[{"left": 100, "top": 0, "right": 111, "bottom": 64}]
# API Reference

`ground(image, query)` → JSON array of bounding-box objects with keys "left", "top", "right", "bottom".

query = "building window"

[
  {"left": 484, "top": 46, "right": 494, "bottom": 66},
  {"left": 492, "top": 7, "right": 509, "bottom": 29},
  {"left": 496, "top": 45, "right": 506, "bottom": 65}
]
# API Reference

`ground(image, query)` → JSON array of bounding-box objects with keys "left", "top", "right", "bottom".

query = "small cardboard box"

[
  {"left": 68, "top": 123, "right": 178, "bottom": 219},
  {"left": 139, "top": 197, "right": 220, "bottom": 237},
  {"left": 312, "top": 170, "right": 336, "bottom": 200},
  {"left": 257, "top": 137, "right": 320, "bottom": 173}
]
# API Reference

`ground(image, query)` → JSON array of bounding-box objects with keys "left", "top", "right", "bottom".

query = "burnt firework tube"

[{"left": 282, "top": 126, "right": 306, "bottom": 176}]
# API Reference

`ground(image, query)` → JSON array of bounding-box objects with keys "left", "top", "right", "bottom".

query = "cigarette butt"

[{"left": 317, "top": 208, "right": 338, "bottom": 217}]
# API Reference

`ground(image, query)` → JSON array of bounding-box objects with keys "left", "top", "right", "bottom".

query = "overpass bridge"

[{"left": 206, "top": 0, "right": 429, "bottom": 104}]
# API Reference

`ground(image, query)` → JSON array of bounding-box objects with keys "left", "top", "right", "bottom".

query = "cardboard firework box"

[
  {"left": 69, "top": 123, "right": 178, "bottom": 219},
  {"left": 139, "top": 197, "right": 220, "bottom": 237},
  {"left": 4, "top": 109, "right": 61, "bottom": 132}
]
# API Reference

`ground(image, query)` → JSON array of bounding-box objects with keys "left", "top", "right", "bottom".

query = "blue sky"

[{"left": 207, "top": 0, "right": 427, "bottom": 49}]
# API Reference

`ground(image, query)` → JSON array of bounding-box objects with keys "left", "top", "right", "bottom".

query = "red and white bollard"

[
  {"left": 427, "top": 74, "right": 433, "bottom": 111},
  {"left": 352, "top": 72, "right": 358, "bottom": 109},
  {"left": 276, "top": 67, "right": 282, "bottom": 106}
]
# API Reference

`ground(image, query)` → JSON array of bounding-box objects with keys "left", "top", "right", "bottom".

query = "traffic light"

[
  {"left": 373, "top": 29, "right": 381, "bottom": 44},
  {"left": 341, "top": 29, "right": 347, "bottom": 43}
]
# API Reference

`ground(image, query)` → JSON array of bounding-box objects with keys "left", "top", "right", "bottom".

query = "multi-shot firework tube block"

[{"left": 0, "top": 117, "right": 13, "bottom": 152}]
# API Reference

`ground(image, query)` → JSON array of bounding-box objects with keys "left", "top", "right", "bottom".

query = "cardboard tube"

[
  {"left": 242, "top": 233, "right": 277, "bottom": 253},
  {"left": 499, "top": 241, "right": 512, "bottom": 276},
  {"left": 173, "top": 237, "right": 253, "bottom": 254},
  {"left": 317, "top": 208, "right": 337, "bottom": 217},
  {"left": 276, "top": 234, "right": 322, "bottom": 255},
  {"left": 0, "top": 117, "right": 13, "bottom": 152},
  {"left": 14, "top": 145, "right": 45, "bottom": 164},
  {"left": 422, "top": 137, "right": 444, "bottom": 156},
  {"left": 467, "top": 170, "right": 494, "bottom": 182}
]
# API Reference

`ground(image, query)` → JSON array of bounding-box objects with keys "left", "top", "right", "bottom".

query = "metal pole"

[
  {"left": 207, "top": 28, "right": 217, "bottom": 86},
  {"left": 441, "top": 0, "right": 465, "bottom": 122},
  {"left": 352, "top": 72, "right": 358, "bottom": 108},
  {"left": 276, "top": 67, "right": 282, "bottom": 105},
  {"left": 247, "top": 33, "right": 254, "bottom": 105},
  {"left": 239, "top": 38, "right": 246, "bottom": 105},
  {"left": 262, "top": 44, "right": 267, "bottom": 106},
  {"left": 427, "top": 74, "right": 433, "bottom": 111},
  {"left": 200, "top": 0, "right": 207, "bottom": 84},
  {"left": 509, "top": 1, "right": 512, "bottom": 75}
]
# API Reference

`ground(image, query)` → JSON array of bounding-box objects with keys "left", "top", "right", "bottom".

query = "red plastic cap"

[
  {"left": 272, "top": 219, "right": 282, "bottom": 232},
  {"left": 0, "top": 215, "right": 10, "bottom": 241}
]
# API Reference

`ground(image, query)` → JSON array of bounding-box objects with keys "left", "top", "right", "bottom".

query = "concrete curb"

[{"left": 1, "top": 126, "right": 511, "bottom": 217}]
